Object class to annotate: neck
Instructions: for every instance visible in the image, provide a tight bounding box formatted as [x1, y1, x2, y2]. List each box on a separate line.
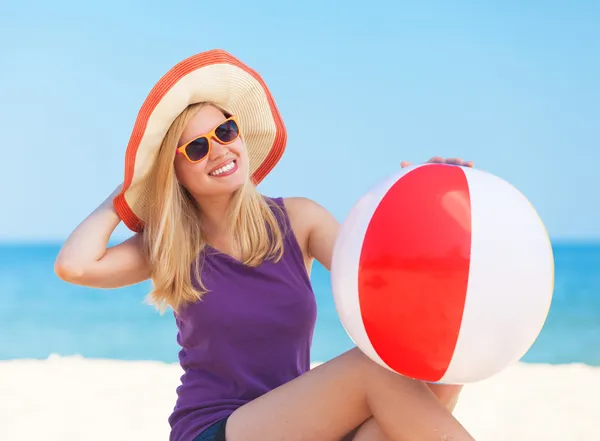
[195, 193, 236, 238]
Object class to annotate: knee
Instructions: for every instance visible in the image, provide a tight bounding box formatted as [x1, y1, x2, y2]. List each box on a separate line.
[345, 346, 371, 367]
[346, 347, 393, 377]
[427, 383, 463, 411]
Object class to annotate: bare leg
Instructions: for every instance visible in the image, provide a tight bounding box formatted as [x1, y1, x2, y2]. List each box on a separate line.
[428, 383, 463, 412]
[226, 348, 474, 441]
[349, 418, 388, 441]
[348, 384, 464, 440]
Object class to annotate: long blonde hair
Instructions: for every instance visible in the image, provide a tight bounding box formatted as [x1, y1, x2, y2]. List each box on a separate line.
[142, 102, 285, 313]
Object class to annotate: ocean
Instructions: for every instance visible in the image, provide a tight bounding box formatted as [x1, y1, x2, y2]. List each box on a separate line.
[1, 242, 598, 366]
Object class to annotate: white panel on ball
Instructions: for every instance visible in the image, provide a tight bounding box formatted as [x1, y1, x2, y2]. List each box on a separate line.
[439, 168, 554, 383]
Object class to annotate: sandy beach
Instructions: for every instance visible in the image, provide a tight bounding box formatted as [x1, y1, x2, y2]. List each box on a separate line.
[0, 355, 596, 441]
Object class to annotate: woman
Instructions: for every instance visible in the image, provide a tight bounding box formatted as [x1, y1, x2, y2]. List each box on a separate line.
[55, 50, 475, 441]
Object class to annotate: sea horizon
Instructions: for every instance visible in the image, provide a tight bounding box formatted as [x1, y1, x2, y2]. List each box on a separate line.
[1, 240, 599, 366]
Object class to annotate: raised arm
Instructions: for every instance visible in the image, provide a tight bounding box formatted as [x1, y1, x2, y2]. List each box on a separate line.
[54, 185, 151, 289]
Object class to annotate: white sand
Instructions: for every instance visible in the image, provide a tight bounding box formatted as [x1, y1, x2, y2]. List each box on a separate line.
[0, 355, 597, 441]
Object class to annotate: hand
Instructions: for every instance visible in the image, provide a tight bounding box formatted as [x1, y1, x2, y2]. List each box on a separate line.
[401, 157, 474, 168]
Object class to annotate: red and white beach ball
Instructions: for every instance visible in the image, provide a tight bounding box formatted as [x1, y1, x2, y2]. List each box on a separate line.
[331, 164, 554, 384]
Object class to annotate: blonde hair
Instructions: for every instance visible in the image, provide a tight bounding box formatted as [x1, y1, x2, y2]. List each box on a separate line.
[141, 102, 285, 313]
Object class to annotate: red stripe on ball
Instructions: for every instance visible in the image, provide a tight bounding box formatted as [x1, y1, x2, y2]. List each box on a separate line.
[358, 164, 472, 381]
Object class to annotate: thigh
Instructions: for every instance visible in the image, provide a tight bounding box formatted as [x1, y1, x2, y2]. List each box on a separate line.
[343, 383, 463, 441]
[226, 348, 371, 441]
[224, 347, 467, 441]
[427, 383, 463, 411]
[347, 418, 388, 441]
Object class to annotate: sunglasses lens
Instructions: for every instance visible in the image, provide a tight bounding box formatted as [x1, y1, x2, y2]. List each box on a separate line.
[185, 138, 210, 162]
[214, 120, 239, 143]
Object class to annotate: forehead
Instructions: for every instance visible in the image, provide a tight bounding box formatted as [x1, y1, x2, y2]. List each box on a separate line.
[180, 105, 227, 144]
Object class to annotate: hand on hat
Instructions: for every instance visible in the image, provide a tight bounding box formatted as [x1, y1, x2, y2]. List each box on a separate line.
[400, 157, 474, 168]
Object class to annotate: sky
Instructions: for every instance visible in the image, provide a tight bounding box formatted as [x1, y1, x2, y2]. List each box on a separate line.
[1, 0, 598, 242]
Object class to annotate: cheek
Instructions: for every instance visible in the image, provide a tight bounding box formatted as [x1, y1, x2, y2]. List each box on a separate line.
[174, 157, 208, 186]
[173, 157, 187, 181]
[233, 142, 248, 164]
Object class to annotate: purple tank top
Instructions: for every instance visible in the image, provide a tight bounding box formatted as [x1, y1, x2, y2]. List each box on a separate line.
[168, 197, 318, 441]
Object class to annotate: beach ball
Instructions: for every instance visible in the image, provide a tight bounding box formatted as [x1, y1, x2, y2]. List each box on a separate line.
[331, 163, 554, 384]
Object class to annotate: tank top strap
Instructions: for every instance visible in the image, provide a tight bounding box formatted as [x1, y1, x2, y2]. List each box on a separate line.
[265, 196, 312, 286]
[265, 196, 292, 233]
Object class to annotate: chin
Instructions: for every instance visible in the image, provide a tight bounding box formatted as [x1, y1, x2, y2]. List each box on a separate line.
[202, 173, 247, 197]
[224, 176, 247, 194]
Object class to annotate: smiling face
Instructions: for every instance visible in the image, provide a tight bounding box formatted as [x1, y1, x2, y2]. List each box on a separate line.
[174, 104, 249, 200]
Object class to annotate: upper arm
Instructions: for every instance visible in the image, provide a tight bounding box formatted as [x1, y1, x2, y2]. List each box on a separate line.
[283, 197, 340, 271]
[55, 233, 152, 289]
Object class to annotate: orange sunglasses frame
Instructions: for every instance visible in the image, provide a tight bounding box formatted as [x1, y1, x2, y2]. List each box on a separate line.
[175, 115, 240, 163]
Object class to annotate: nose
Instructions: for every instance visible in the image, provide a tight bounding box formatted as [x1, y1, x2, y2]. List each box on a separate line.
[209, 136, 229, 159]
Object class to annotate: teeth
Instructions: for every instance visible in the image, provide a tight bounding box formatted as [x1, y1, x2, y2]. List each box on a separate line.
[209, 161, 235, 176]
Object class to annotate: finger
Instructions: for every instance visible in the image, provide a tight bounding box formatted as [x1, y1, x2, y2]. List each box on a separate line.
[427, 156, 444, 163]
[400, 161, 412, 168]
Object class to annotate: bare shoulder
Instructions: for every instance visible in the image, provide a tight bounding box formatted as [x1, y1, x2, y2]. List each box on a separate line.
[283, 197, 331, 221]
[282, 197, 339, 270]
[282, 197, 334, 232]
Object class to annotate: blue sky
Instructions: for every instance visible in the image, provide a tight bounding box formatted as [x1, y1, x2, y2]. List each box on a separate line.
[1, 0, 598, 242]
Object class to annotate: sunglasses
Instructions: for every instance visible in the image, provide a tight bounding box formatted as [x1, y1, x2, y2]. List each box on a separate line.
[176, 116, 240, 163]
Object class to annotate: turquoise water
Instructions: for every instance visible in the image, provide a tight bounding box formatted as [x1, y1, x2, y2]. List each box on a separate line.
[1, 242, 598, 365]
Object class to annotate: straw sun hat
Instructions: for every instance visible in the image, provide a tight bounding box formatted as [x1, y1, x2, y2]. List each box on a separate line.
[112, 49, 287, 233]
